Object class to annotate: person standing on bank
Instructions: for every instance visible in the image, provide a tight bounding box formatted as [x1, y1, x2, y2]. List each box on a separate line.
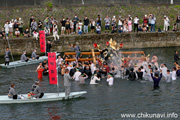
[4, 47, 10, 66]
[151, 15, 156, 32]
[4, 21, 9, 39]
[8, 83, 18, 99]
[84, 16, 89, 34]
[18, 18, 24, 36]
[73, 15, 79, 33]
[46, 41, 52, 55]
[134, 16, 139, 32]
[64, 69, 72, 97]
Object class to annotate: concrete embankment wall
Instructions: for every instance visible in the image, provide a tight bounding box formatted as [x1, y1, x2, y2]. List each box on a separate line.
[0, 32, 180, 56]
[0, 0, 179, 7]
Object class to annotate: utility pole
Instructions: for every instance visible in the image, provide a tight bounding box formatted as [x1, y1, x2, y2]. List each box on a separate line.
[171, 0, 173, 4]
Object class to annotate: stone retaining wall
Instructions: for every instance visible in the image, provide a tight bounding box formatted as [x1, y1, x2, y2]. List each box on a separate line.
[1, 32, 180, 56]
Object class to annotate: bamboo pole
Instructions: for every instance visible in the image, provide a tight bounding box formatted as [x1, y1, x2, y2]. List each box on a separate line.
[91, 49, 96, 64]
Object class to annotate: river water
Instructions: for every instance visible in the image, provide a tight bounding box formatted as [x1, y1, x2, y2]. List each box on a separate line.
[0, 47, 180, 120]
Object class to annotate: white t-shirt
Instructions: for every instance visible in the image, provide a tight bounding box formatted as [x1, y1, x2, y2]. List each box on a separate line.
[96, 26, 101, 31]
[118, 20, 122, 26]
[53, 30, 58, 35]
[33, 32, 38, 37]
[73, 71, 81, 81]
[67, 66, 73, 71]
[56, 58, 63, 65]
[107, 77, 114, 86]
[90, 76, 100, 84]
[91, 21, 95, 26]
[4, 24, 9, 33]
[9, 23, 14, 28]
[164, 18, 169, 25]
[15, 30, 20, 34]
[160, 67, 167, 78]
[171, 71, 176, 80]
[78, 22, 83, 31]
[134, 18, 139, 24]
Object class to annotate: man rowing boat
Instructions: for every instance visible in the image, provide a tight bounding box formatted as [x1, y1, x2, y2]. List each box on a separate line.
[8, 83, 18, 99]
[20, 51, 29, 62]
[31, 49, 39, 60]
[31, 80, 44, 98]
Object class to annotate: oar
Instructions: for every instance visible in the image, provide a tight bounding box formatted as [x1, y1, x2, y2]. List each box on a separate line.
[6, 38, 16, 70]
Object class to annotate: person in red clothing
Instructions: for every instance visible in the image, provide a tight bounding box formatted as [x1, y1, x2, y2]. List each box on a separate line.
[143, 14, 149, 31]
[104, 63, 110, 73]
[37, 65, 44, 80]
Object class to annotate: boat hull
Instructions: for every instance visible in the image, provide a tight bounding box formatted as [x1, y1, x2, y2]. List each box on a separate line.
[0, 91, 87, 104]
[0, 53, 60, 68]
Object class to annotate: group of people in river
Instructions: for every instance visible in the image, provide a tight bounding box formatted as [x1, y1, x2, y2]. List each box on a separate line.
[57, 47, 180, 95]
[6, 43, 180, 99]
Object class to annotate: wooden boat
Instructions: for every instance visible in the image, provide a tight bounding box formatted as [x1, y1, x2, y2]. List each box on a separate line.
[0, 91, 87, 104]
[0, 53, 60, 68]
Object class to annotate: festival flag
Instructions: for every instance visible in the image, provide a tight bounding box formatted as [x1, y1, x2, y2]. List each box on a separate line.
[39, 31, 46, 52]
[48, 52, 57, 84]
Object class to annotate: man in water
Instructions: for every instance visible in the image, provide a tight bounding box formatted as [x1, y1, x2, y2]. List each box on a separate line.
[110, 67, 117, 77]
[174, 51, 180, 62]
[79, 73, 88, 84]
[160, 64, 167, 80]
[64, 69, 72, 96]
[20, 51, 29, 62]
[154, 67, 160, 77]
[84, 66, 92, 78]
[174, 61, 179, 70]
[4, 47, 10, 66]
[136, 68, 143, 80]
[166, 70, 172, 82]
[151, 69, 162, 89]
[31, 49, 39, 60]
[69, 64, 76, 77]
[128, 68, 136, 81]
[8, 83, 17, 99]
[90, 74, 100, 84]
[94, 68, 102, 79]
[107, 73, 114, 86]
[73, 68, 81, 81]
[31, 80, 44, 98]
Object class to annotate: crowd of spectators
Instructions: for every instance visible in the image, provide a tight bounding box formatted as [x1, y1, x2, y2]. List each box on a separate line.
[0, 14, 180, 40]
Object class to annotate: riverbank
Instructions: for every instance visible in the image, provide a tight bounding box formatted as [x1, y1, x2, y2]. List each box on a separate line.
[1, 31, 180, 56]
[0, 4, 180, 30]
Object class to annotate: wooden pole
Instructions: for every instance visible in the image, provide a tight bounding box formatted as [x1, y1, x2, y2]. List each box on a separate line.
[91, 49, 96, 64]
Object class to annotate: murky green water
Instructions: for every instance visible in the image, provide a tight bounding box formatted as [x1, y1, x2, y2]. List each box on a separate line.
[0, 47, 180, 120]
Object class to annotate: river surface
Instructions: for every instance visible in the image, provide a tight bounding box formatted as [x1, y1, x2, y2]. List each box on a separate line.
[0, 47, 180, 120]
